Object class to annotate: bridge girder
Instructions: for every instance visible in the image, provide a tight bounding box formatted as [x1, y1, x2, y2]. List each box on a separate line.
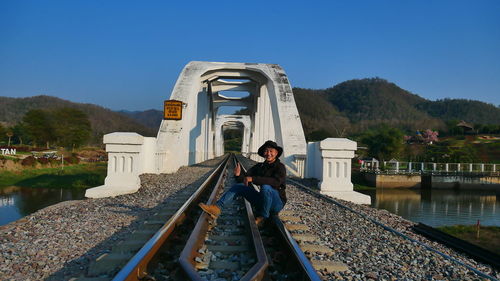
[156, 61, 307, 176]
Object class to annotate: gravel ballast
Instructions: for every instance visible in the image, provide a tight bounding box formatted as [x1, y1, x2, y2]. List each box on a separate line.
[1, 155, 499, 280]
[0, 158, 223, 281]
[285, 180, 499, 280]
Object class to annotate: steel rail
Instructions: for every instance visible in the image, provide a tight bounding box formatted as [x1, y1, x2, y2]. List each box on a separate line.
[237, 155, 322, 281]
[112, 154, 230, 281]
[287, 178, 499, 281]
[238, 157, 269, 281]
[178, 154, 231, 280]
[269, 216, 322, 281]
[179, 154, 269, 281]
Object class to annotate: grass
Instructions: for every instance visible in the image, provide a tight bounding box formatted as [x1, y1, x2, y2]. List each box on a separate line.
[437, 225, 500, 255]
[0, 163, 107, 189]
[352, 171, 376, 191]
[353, 183, 376, 191]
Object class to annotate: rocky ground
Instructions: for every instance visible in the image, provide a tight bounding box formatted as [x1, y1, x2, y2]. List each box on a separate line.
[285, 180, 499, 280]
[1, 155, 499, 281]
[0, 157, 223, 281]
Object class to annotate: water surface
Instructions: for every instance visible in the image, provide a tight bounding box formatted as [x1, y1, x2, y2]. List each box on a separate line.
[359, 188, 499, 227]
[0, 186, 86, 226]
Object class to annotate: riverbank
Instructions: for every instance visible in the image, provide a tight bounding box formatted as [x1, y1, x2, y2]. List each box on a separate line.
[438, 225, 500, 255]
[0, 163, 107, 189]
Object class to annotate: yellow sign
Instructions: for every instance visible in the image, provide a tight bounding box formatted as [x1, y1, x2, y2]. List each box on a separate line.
[164, 100, 183, 120]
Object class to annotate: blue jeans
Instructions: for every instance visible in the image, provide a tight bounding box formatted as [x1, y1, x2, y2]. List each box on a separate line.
[216, 183, 284, 218]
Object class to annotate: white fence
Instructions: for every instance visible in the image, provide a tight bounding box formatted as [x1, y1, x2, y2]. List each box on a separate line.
[361, 161, 498, 174]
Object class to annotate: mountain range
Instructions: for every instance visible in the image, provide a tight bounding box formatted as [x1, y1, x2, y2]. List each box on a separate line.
[294, 78, 500, 139]
[0, 95, 156, 143]
[1, 78, 499, 143]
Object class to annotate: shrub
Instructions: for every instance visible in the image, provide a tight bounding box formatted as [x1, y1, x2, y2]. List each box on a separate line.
[37, 157, 49, 165]
[64, 155, 80, 164]
[21, 156, 37, 166]
[49, 158, 59, 166]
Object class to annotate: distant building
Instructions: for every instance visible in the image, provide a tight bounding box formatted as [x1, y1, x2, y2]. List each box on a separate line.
[360, 157, 379, 170]
[457, 120, 474, 133]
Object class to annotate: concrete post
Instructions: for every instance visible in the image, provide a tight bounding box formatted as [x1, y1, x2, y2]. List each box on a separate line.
[433, 163, 437, 171]
[457, 163, 461, 172]
[470, 164, 473, 172]
[307, 138, 370, 204]
[421, 162, 424, 171]
[494, 164, 496, 172]
[395, 161, 399, 172]
[445, 163, 449, 172]
[481, 164, 484, 172]
[408, 162, 412, 172]
[294, 154, 306, 178]
[85, 133, 156, 198]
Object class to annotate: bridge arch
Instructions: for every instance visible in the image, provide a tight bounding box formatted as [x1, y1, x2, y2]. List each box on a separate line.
[156, 61, 307, 176]
[214, 115, 251, 157]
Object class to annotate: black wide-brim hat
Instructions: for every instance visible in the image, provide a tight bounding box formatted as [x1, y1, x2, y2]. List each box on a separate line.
[257, 140, 283, 158]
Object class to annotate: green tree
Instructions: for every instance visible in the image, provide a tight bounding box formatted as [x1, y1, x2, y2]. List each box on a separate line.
[23, 109, 55, 148]
[52, 108, 92, 149]
[360, 125, 404, 162]
[0, 123, 5, 145]
[6, 130, 13, 146]
[308, 129, 333, 142]
[11, 123, 30, 145]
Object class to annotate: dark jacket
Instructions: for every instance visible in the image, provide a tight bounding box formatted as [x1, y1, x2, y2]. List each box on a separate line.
[236, 159, 287, 204]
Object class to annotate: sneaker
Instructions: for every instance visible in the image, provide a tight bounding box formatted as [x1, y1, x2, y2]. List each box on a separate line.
[255, 216, 265, 228]
[199, 203, 221, 219]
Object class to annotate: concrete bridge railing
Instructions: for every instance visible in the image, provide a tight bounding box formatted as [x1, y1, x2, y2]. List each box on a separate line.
[305, 138, 371, 204]
[86, 132, 157, 198]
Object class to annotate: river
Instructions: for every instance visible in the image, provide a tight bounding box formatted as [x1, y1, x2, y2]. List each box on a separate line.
[359, 188, 499, 227]
[0, 186, 86, 227]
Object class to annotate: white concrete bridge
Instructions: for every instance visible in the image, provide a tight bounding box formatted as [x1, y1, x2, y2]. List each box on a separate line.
[86, 61, 370, 204]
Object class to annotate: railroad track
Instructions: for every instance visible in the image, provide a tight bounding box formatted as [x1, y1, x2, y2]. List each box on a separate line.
[179, 156, 322, 280]
[75, 154, 323, 281]
[235, 155, 348, 278]
[179, 157, 267, 280]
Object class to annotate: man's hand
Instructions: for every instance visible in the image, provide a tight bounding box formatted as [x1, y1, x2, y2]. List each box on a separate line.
[243, 176, 252, 186]
[234, 163, 241, 177]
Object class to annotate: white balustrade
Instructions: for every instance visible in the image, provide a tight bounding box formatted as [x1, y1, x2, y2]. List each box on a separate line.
[361, 160, 498, 175]
[85, 132, 157, 198]
[306, 138, 370, 204]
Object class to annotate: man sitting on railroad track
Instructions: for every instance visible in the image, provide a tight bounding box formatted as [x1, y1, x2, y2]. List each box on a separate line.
[199, 140, 286, 227]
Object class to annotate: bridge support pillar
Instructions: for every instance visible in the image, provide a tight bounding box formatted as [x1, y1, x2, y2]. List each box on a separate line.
[305, 138, 371, 204]
[85, 133, 157, 198]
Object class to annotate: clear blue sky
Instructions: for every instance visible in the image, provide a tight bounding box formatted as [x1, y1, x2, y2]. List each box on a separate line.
[1, 0, 499, 110]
